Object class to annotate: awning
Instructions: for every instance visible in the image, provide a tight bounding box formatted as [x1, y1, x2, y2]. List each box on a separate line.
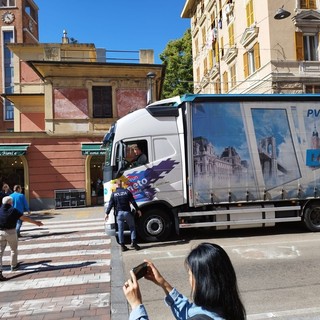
[81, 143, 105, 156]
[0, 144, 30, 156]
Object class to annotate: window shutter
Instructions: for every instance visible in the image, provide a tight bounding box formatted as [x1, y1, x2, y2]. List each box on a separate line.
[309, 0, 316, 9]
[215, 40, 219, 62]
[228, 24, 234, 46]
[246, 0, 254, 27]
[223, 71, 228, 93]
[254, 42, 260, 70]
[295, 32, 304, 61]
[208, 49, 213, 69]
[243, 52, 249, 78]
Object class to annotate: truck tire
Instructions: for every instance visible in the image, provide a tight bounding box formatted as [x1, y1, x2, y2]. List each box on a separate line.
[304, 205, 320, 232]
[137, 208, 172, 242]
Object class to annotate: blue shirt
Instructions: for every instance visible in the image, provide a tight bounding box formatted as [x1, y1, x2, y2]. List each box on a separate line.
[128, 288, 225, 320]
[10, 192, 30, 214]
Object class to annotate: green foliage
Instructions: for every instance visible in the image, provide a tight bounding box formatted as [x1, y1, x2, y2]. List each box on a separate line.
[160, 28, 193, 99]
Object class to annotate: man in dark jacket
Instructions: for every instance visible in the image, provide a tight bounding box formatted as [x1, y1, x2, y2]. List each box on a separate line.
[0, 196, 43, 281]
[105, 180, 142, 252]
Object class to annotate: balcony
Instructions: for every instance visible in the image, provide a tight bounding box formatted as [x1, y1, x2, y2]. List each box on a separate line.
[272, 60, 320, 78]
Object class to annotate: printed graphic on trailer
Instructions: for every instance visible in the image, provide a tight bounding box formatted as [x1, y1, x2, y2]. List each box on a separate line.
[191, 101, 320, 204]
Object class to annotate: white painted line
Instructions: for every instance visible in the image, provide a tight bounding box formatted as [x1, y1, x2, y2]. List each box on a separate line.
[247, 306, 320, 319]
[17, 238, 109, 250]
[0, 292, 110, 317]
[3, 249, 110, 262]
[0, 273, 110, 292]
[24, 226, 104, 233]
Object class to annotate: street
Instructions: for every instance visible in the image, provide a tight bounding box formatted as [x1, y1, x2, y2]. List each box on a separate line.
[122, 223, 320, 320]
[0, 208, 113, 320]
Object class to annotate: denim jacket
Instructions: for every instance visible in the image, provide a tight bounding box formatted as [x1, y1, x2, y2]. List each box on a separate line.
[129, 288, 225, 320]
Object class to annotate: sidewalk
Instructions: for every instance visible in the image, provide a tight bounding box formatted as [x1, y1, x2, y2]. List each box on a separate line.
[0, 205, 129, 319]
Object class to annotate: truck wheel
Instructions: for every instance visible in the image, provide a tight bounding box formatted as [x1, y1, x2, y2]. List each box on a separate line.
[304, 205, 320, 232]
[137, 208, 172, 242]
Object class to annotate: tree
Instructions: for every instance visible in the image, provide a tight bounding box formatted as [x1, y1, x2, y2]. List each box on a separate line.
[160, 28, 193, 99]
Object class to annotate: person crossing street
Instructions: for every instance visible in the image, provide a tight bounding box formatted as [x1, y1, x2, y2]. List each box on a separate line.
[0, 196, 43, 281]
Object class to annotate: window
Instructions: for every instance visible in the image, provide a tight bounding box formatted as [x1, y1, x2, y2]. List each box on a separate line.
[246, 0, 254, 27]
[2, 29, 14, 120]
[228, 23, 234, 46]
[214, 40, 219, 63]
[230, 64, 236, 88]
[306, 85, 320, 93]
[0, 0, 15, 7]
[223, 71, 228, 93]
[92, 86, 112, 118]
[124, 140, 148, 169]
[295, 32, 318, 61]
[201, 27, 206, 48]
[25, 0, 37, 20]
[214, 81, 221, 94]
[208, 48, 213, 69]
[243, 42, 260, 78]
[203, 57, 208, 75]
[300, 0, 316, 9]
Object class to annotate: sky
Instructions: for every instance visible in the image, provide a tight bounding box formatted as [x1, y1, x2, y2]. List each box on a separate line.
[35, 0, 190, 64]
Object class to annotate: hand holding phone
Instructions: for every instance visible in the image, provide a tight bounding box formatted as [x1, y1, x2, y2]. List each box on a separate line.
[131, 262, 148, 280]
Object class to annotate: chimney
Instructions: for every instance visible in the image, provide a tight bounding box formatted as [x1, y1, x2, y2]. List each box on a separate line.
[62, 30, 69, 44]
[139, 49, 154, 64]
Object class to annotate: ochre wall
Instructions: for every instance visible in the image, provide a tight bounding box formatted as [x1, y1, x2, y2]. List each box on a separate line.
[27, 138, 88, 200]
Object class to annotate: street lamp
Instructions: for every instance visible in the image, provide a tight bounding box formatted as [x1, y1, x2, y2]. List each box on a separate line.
[274, 6, 291, 20]
[146, 72, 156, 104]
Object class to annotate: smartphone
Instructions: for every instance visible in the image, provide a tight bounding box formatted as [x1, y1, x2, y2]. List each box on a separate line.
[131, 262, 148, 280]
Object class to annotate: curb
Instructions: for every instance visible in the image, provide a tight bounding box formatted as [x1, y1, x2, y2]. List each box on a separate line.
[110, 236, 129, 319]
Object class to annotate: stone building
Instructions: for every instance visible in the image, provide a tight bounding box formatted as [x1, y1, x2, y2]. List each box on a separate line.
[181, 0, 320, 94]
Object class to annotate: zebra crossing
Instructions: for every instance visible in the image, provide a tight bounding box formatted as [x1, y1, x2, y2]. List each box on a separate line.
[0, 215, 112, 319]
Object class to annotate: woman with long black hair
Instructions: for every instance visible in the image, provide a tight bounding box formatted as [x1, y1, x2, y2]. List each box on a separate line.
[123, 242, 246, 320]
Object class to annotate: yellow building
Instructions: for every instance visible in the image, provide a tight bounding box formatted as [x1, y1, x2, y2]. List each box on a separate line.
[182, 0, 320, 94]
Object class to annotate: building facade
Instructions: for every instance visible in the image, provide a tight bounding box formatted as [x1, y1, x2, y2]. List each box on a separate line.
[0, 1, 164, 210]
[181, 0, 320, 94]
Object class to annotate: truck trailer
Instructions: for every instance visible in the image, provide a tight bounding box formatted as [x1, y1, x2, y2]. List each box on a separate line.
[103, 94, 320, 241]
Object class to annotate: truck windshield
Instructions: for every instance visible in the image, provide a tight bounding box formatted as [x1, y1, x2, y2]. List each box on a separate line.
[102, 123, 116, 182]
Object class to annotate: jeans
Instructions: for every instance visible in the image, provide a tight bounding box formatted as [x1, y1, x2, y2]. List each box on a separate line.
[116, 210, 136, 244]
[0, 228, 18, 271]
[16, 217, 23, 234]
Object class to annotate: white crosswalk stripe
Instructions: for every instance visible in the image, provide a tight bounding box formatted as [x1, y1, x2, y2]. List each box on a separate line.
[0, 216, 111, 319]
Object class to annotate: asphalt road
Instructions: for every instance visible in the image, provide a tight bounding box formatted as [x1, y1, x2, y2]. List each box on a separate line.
[121, 222, 320, 320]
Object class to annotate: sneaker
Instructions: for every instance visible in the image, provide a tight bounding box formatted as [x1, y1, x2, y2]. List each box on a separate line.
[11, 262, 21, 271]
[121, 244, 129, 252]
[131, 243, 141, 251]
[0, 273, 6, 281]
